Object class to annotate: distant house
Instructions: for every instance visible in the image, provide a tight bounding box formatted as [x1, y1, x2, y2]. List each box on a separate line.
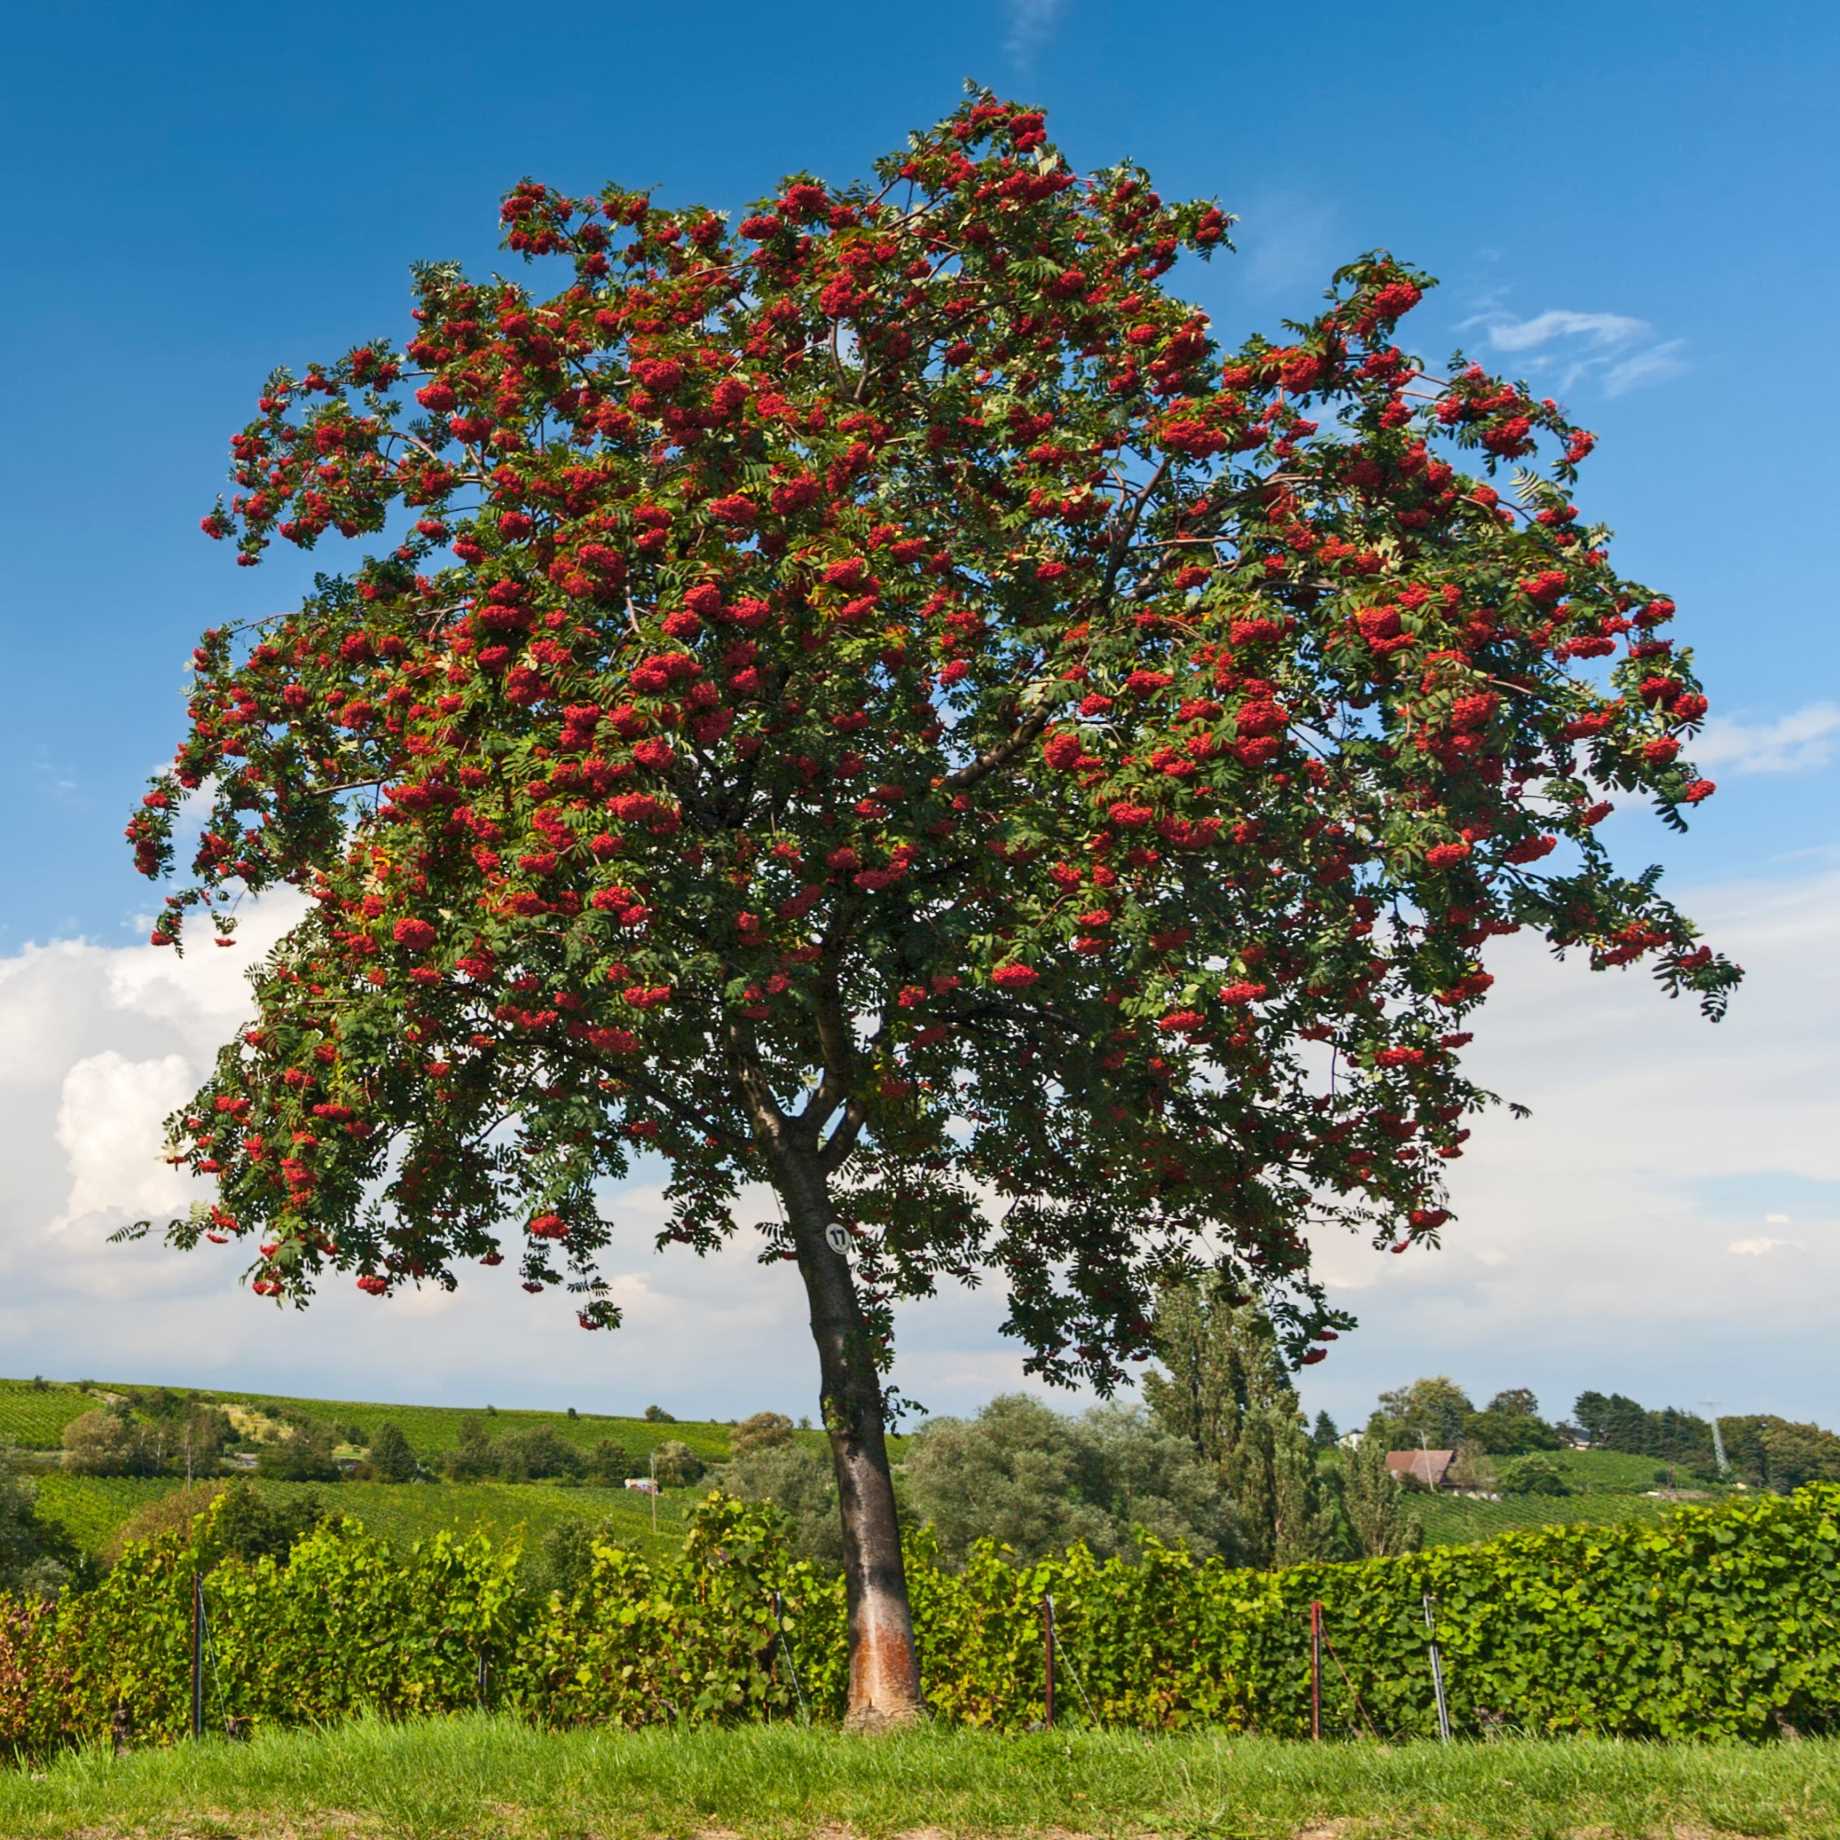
[1338, 1429, 1365, 1451]
[624, 1477, 658, 1495]
[1386, 1449, 1456, 1489]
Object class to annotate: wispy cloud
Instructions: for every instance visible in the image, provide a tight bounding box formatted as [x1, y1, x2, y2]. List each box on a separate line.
[1603, 338, 1689, 397]
[1692, 701, 1840, 775]
[1460, 304, 1687, 397]
[1481, 309, 1650, 353]
[1728, 1236, 1804, 1257]
[1005, 0, 1066, 69]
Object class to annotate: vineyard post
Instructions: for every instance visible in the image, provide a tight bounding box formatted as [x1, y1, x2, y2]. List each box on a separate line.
[1423, 1593, 1451, 1742]
[1310, 1599, 1323, 1741]
[1042, 1595, 1055, 1730]
[189, 1569, 204, 1741]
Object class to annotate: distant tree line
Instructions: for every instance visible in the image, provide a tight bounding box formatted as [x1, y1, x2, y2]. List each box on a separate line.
[1574, 1390, 1840, 1490]
[723, 1280, 1421, 1572]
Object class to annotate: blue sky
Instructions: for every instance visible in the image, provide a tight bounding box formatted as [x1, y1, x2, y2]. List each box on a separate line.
[1, 1, 1835, 1428]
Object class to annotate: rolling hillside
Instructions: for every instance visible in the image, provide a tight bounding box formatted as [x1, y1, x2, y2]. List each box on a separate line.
[1, 1376, 759, 1462]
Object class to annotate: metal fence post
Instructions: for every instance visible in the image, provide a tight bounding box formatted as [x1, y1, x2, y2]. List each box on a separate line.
[1310, 1599, 1323, 1740]
[190, 1570, 205, 1741]
[1041, 1594, 1055, 1729]
[1422, 1593, 1451, 1741]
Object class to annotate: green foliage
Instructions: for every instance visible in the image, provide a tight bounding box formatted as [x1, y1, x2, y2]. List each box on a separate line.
[650, 1440, 706, 1489]
[582, 1439, 635, 1486]
[1413, 1488, 1684, 1548]
[101, 1481, 333, 1569]
[1142, 1284, 1345, 1566]
[360, 1422, 420, 1483]
[82, 1382, 743, 1463]
[60, 1409, 162, 1479]
[1721, 1416, 1840, 1492]
[0, 1487, 1835, 1759]
[1463, 1407, 1562, 1455]
[0, 1460, 77, 1600]
[1373, 1377, 1475, 1449]
[902, 1394, 1235, 1566]
[1574, 1391, 1715, 1467]
[256, 1422, 340, 1482]
[1340, 1433, 1423, 1558]
[730, 1412, 796, 1458]
[1498, 1454, 1572, 1498]
[722, 1440, 842, 1569]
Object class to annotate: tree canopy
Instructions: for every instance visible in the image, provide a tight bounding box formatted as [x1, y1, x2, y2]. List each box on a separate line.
[124, 87, 1737, 1723]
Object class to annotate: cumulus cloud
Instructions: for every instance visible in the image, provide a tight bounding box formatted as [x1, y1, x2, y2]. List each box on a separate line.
[1295, 867, 1840, 1425]
[1, 870, 1836, 1426]
[1692, 702, 1840, 775]
[1461, 304, 1687, 397]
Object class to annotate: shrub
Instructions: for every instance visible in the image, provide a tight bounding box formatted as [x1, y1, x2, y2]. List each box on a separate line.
[651, 1441, 704, 1488]
[60, 1410, 161, 1479]
[257, 1425, 341, 1483]
[730, 1412, 796, 1458]
[1499, 1455, 1573, 1498]
[360, 1423, 419, 1484]
[583, 1440, 634, 1487]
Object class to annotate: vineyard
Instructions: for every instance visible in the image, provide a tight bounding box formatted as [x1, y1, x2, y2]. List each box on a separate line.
[0, 1383, 96, 1451]
[30, 1473, 693, 1561]
[0, 1373, 783, 1461]
[1414, 1487, 1690, 1546]
[2, 1486, 1835, 1759]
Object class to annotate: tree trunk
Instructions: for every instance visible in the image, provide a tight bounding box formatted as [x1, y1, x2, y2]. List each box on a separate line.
[772, 1147, 924, 1729]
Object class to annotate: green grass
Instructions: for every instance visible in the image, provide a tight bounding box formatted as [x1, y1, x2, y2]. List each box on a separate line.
[0, 1380, 97, 1450]
[0, 1717, 1834, 1839]
[32, 1472, 697, 1562]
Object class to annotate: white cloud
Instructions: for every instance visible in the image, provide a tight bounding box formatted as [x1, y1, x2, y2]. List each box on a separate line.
[1764, 1212, 1793, 1226]
[1296, 867, 1840, 1426]
[1479, 309, 1651, 353]
[1603, 338, 1689, 396]
[1004, 0, 1066, 68]
[1692, 701, 1840, 775]
[1727, 1237, 1803, 1257]
[1461, 304, 1687, 398]
[51, 1051, 195, 1232]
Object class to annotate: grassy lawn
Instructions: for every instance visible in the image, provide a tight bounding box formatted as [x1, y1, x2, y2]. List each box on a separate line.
[0, 1716, 1833, 1838]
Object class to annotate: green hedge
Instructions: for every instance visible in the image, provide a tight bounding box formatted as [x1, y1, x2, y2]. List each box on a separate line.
[2, 1486, 1834, 1760]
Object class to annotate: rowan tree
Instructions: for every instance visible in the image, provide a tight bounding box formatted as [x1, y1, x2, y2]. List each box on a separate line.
[127, 90, 1737, 1724]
